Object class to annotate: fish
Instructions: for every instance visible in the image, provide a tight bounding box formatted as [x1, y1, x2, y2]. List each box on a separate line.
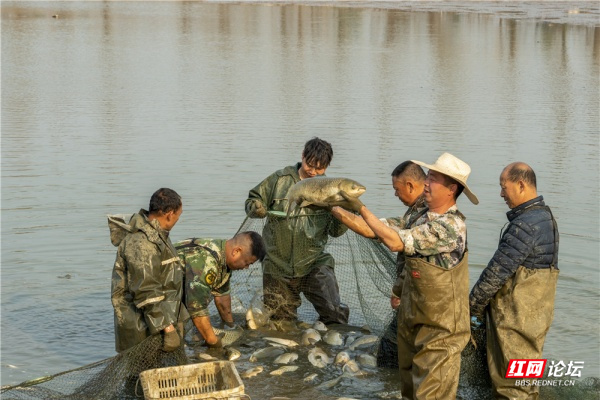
[196, 352, 218, 362]
[348, 334, 378, 351]
[226, 347, 241, 361]
[301, 328, 322, 345]
[323, 330, 344, 346]
[270, 365, 299, 375]
[246, 307, 270, 330]
[356, 353, 377, 368]
[342, 360, 368, 377]
[273, 352, 299, 364]
[312, 321, 328, 332]
[308, 346, 332, 368]
[240, 366, 264, 378]
[213, 327, 244, 347]
[303, 373, 319, 383]
[249, 346, 285, 362]
[344, 331, 361, 348]
[316, 375, 344, 390]
[334, 351, 351, 365]
[264, 337, 299, 347]
[285, 177, 366, 216]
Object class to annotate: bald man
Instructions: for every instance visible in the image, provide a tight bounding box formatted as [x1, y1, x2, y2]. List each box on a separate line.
[470, 162, 559, 399]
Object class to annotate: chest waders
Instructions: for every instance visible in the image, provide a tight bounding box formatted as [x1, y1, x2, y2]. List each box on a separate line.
[396, 253, 470, 400]
[486, 267, 559, 399]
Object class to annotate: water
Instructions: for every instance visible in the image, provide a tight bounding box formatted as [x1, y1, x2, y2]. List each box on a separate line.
[1, 0, 599, 397]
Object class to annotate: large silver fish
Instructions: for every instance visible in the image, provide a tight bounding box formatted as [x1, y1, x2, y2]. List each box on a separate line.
[286, 177, 366, 216]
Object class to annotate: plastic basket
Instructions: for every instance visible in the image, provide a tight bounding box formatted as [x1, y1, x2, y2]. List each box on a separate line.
[138, 361, 246, 400]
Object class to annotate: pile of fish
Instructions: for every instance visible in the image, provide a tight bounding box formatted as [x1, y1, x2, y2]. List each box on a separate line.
[188, 318, 383, 398]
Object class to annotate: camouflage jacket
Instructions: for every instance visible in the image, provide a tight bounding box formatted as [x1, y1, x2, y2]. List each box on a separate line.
[396, 204, 467, 268]
[175, 238, 231, 319]
[469, 196, 559, 318]
[110, 210, 188, 353]
[245, 163, 348, 277]
[381, 195, 427, 295]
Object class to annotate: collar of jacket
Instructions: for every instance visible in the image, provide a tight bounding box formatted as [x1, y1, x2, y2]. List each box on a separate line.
[506, 195, 545, 221]
[278, 162, 302, 182]
[133, 209, 171, 245]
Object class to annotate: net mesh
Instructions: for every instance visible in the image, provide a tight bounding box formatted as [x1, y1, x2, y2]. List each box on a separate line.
[4, 215, 599, 399]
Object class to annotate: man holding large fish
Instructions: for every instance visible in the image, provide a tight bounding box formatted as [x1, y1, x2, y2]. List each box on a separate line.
[331, 160, 427, 369]
[245, 137, 362, 327]
[335, 153, 477, 400]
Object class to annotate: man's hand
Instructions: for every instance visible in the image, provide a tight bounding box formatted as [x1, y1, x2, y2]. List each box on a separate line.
[470, 316, 484, 330]
[339, 191, 365, 213]
[163, 329, 181, 352]
[206, 332, 225, 348]
[390, 295, 400, 310]
[249, 201, 267, 218]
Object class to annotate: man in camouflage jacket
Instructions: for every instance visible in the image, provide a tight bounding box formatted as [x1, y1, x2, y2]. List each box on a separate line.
[332, 160, 427, 368]
[110, 188, 188, 353]
[175, 232, 266, 346]
[338, 153, 479, 400]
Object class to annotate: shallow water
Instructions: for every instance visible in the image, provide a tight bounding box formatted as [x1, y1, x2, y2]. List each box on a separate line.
[1, 1, 599, 397]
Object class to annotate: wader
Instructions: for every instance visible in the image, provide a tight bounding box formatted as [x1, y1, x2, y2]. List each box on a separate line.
[396, 253, 470, 400]
[487, 265, 559, 399]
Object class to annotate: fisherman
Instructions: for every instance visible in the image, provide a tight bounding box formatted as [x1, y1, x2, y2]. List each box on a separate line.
[337, 153, 477, 400]
[110, 188, 188, 353]
[175, 231, 267, 347]
[245, 137, 349, 328]
[470, 162, 559, 399]
[331, 160, 426, 368]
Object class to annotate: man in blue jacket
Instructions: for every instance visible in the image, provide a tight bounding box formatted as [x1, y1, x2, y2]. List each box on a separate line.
[470, 162, 559, 399]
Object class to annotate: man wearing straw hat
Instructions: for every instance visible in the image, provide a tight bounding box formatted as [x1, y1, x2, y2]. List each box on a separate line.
[338, 152, 478, 400]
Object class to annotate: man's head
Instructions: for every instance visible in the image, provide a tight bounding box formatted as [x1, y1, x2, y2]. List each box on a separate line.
[225, 231, 267, 270]
[500, 162, 538, 209]
[148, 188, 182, 231]
[391, 161, 426, 207]
[412, 153, 478, 211]
[299, 137, 333, 179]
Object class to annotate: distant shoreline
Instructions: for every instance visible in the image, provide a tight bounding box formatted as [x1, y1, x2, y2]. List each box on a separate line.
[2, 0, 599, 27]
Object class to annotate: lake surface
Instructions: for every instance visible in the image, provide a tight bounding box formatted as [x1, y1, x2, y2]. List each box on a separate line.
[2, 1, 599, 397]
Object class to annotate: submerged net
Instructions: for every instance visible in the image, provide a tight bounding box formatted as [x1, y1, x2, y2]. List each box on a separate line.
[5, 213, 597, 399]
[2, 212, 401, 399]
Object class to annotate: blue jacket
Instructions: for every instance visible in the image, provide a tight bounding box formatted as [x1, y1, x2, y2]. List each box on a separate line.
[469, 196, 559, 318]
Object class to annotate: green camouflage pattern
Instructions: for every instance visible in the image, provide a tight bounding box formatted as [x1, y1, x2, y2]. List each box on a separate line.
[110, 210, 188, 353]
[245, 163, 348, 277]
[175, 238, 230, 318]
[397, 204, 467, 270]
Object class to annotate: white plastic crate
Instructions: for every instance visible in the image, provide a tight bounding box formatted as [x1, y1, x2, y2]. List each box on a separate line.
[138, 361, 246, 400]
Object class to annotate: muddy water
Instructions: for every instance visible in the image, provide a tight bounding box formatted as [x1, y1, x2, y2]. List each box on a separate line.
[2, 1, 598, 397]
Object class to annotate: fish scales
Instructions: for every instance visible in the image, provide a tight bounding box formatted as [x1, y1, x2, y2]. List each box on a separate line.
[286, 177, 366, 215]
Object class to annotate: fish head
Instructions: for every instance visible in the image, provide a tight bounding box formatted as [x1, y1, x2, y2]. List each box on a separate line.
[338, 179, 366, 198]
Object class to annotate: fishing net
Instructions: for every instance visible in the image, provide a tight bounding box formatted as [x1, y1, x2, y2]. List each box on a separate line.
[0, 334, 189, 400]
[1, 212, 401, 399]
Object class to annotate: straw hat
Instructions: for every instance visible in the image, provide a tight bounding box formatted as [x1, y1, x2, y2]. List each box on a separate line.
[412, 153, 479, 205]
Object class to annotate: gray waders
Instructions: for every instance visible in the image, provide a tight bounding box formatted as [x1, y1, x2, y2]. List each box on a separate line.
[397, 252, 470, 400]
[487, 265, 559, 399]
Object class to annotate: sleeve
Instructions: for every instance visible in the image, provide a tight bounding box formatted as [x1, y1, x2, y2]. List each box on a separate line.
[397, 215, 463, 256]
[245, 172, 278, 218]
[381, 216, 407, 234]
[469, 220, 536, 318]
[124, 235, 175, 334]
